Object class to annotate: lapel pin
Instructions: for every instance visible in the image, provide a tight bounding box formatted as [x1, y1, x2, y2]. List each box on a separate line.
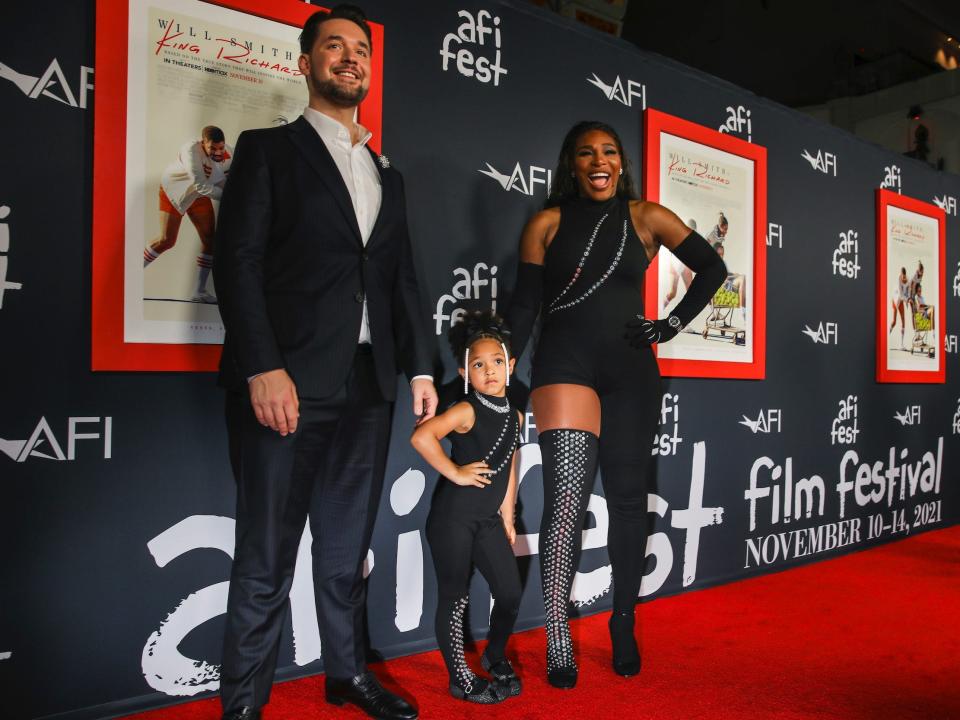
[378, 154, 390, 169]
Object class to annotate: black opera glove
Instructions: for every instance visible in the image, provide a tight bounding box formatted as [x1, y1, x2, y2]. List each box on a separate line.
[625, 314, 683, 348]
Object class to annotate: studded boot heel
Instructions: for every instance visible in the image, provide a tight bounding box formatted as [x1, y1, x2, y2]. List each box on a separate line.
[538, 428, 599, 689]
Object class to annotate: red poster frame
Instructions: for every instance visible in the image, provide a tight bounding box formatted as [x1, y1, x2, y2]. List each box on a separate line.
[875, 188, 946, 383]
[642, 108, 767, 379]
[92, 0, 384, 371]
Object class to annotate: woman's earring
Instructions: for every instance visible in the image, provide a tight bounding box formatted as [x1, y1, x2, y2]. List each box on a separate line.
[619, 168, 623, 175]
[463, 349, 469, 394]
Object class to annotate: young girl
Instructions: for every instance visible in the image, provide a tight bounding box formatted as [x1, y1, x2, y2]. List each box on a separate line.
[410, 310, 523, 704]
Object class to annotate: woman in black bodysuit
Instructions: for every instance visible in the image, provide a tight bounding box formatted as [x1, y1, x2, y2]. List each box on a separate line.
[410, 311, 524, 704]
[506, 121, 726, 688]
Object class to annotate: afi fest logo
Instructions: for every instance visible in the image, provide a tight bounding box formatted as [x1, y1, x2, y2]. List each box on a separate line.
[893, 405, 921, 426]
[802, 322, 838, 345]
[953, 399, 960, 435]
[587, 72, 646, 108]
[933, 194, 957, 216]
[0, 58, 94, 109]
[0, 416, 113, 462]
[830, 396, 859, 445]
[880, 164, 902, 194]
[0, 206, 23, 309]
[439, 9, 507, 86]
[832, 229, 860, 279]
[433, 262, 498, 334]
[953, 262, 960, 299]
[801, 148, 837, 176]
[479, 161, 552, 196]
[945, 334, 958, 354]
[652, 393, 682, 456]
[143, 444, 724, 695]
[766, 221, 783, 249]
[718, 105, 752, 142]
[739, 409, 781, 434]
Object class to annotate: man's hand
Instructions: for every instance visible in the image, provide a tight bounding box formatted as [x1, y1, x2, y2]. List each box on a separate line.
[411, 377, 438, 425]
[249, 368, 299, 436]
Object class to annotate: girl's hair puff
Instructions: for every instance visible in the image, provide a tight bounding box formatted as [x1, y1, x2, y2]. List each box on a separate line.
[448, 309, 512, 368]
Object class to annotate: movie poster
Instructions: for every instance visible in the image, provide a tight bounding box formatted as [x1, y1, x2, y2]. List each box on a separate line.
[123, 0, 305, 344]
[885, 206, 940, 371]
[656, 133, 755, 365]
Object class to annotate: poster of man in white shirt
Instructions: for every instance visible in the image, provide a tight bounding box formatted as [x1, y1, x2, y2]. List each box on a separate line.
[122, 0, 308, 345]
[143, 127, 233, 304]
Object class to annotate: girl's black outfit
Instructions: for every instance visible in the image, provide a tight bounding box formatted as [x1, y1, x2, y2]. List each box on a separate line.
[426, 390, 522, 694]
[506, 195, 725, 682]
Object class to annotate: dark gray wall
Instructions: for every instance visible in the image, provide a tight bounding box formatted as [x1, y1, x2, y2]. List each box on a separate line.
[2, 2, 958, 718]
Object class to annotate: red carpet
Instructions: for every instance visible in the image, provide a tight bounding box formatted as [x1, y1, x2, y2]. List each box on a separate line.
[125, 526, 960, 720]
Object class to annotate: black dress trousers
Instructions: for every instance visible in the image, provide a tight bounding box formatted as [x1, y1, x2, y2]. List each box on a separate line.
[220, 346, 391, 712]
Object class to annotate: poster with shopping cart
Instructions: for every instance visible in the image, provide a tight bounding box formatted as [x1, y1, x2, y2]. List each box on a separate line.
[876, 189, 946, 383]
[642, 108, 767, 379]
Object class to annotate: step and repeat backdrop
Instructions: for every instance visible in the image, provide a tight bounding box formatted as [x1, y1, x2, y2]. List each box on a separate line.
[3, 1, 960, 718]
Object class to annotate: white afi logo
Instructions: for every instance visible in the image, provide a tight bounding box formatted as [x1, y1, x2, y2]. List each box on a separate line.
[881, 165, 901, 193]
[0, 206, 23, 309]
[433, 263, 498, 334]
[479, 161, 552, 196]
[832, 229, 860, 279]
[0, 416, 113, 462]
[830, 396, 859, 445]
[766, 222, 783, 249]
[718, 105, 752, 142]
[953, 399, 960, 435]
[739, 409, 781, 434]
[439, 10, 507, 86]
[652, 393, 682, 456]
[800, 149, 837, 176]
[945, 334, 958, 354]
[586, 73, 646, 108]
[953, 262, 960, 298]
[893, 405, 921, 426]
[802, 322, 838, 344]
[0, 58, 94, 109]
[934, 194, 957, 216]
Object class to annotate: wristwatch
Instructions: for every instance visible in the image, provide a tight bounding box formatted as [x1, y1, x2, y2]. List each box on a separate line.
[667, 315, 683, 331]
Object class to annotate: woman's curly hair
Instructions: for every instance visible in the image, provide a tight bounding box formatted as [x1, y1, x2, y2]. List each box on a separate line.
[448, 309, 512, 367]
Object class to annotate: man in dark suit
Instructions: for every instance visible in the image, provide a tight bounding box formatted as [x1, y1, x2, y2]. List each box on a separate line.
[213, 7, 436, 720]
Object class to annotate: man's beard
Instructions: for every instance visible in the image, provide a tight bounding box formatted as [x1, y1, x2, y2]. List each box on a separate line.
[310, 73, 369, 107]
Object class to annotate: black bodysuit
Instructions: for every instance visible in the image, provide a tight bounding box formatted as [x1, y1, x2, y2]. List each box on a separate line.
[426, 391, 522, 690]
[532, 195, 659, 394]
[506, 192, 725, 675]
[532, 196, 663, 621]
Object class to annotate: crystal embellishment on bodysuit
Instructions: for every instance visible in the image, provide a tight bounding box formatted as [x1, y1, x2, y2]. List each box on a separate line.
[449, 595, 476, 692]
[541, 430, 592, 672]
[548, 219, 628, 315]
[548, 212, 609, 312]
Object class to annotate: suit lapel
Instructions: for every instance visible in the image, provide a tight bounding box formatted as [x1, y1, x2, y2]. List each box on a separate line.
[366, 145, 391, 247]
[286, 117, 362, 246]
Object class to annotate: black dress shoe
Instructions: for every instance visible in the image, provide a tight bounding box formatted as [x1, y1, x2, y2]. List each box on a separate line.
[325, 671, 418, 720]
[609, 610, 642, 677]
[221, 707, 260, 720]
[481, 653, 522, 696]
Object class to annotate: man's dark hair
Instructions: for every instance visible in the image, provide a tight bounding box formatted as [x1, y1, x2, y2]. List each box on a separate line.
[201, 125, 225, 143]
[300, 4, 373, 55]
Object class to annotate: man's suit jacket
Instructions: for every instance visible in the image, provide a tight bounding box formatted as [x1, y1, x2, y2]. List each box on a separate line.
[213, 116, 432, 401]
